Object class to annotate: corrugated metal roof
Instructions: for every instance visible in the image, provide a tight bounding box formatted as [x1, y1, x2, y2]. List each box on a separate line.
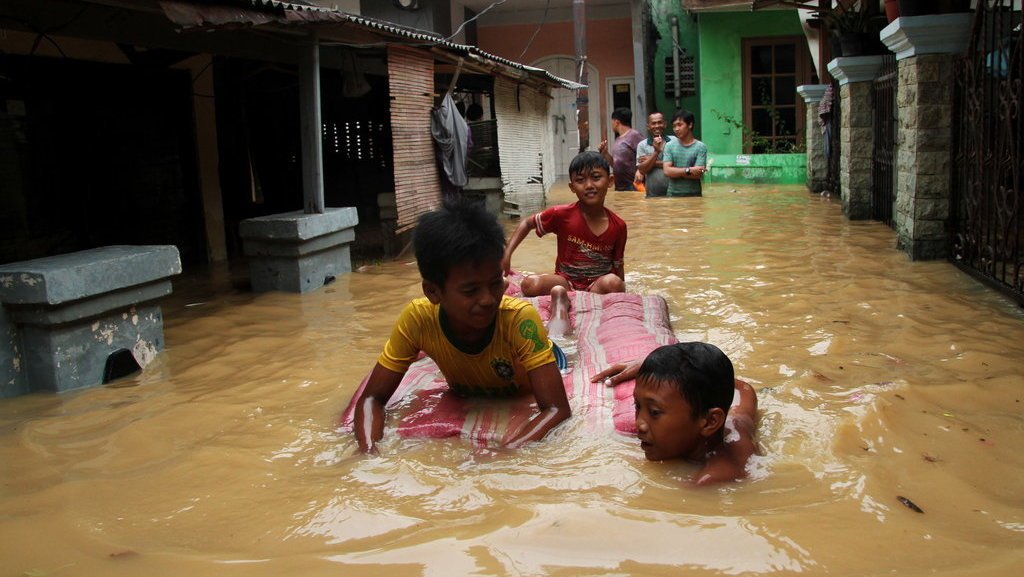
[163, 0, 584, 90]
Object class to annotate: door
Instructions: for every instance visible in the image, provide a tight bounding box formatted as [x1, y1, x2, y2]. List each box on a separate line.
[533, 56, 601, 177]
[605, 76, 636, 146]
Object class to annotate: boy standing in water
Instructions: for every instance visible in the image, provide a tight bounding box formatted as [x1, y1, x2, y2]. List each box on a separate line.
[353, 198, 570, 453]
[662, 110, 708, 197]
[501, 151, 628, 334]
[592, 342, 758, 485]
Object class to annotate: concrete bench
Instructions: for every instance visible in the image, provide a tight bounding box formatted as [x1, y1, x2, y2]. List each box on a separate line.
[0, 245, 181, 396]
[240, 207, 358, 293]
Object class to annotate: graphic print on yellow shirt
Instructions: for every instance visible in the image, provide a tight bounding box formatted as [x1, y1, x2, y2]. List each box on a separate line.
[378, 296, 556, 397]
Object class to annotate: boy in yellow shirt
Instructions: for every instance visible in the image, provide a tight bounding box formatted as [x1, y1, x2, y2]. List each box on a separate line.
[354, 197, 571, 453]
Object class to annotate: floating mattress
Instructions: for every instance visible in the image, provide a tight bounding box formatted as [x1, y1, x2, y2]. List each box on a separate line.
[338, 288, 676, 445]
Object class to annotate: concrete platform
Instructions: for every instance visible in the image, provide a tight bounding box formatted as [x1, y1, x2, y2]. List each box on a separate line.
[239, 207, 358, 293]
[0, 245, 181, 396]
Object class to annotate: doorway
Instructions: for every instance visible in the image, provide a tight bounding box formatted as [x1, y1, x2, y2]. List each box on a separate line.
[605, 76, 636, 145]
[532, 55, 601, 178]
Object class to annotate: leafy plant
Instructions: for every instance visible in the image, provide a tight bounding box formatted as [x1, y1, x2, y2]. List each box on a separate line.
[817, 0, 873, 37]
[712, 108, 806, 154]
[712, 109, 773, 152]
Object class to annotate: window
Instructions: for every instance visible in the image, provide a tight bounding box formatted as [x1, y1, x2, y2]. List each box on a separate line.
[742, 37, 812, 154]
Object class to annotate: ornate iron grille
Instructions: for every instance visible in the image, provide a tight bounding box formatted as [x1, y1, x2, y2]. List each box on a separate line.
[952, 1, 1023, 304]
[825, 79, 842, 196]
[871, 54, 897, 227]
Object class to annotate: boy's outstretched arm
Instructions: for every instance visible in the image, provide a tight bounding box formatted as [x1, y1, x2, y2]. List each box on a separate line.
[353, 363, 405, 453]
[694, 379, 758, 486]
[501, 215, 538, 275]
[590, 358, 641, 386]
[504, 362, 571, 448]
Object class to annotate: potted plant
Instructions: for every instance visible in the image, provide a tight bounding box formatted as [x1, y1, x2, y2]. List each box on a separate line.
[885, 0, 899, 22]
[820, 1, 887, 57]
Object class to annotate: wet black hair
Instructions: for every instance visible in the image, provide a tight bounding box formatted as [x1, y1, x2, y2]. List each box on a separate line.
[413, 195, 506, 288]
[611, 107, 633, 127]
[672, 109, 696, 126]
[568, 150, 611, 178]
[637, 342, 734, 418]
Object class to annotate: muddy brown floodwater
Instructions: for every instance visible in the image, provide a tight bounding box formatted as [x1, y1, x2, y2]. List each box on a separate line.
[2, 183, 1023, 576]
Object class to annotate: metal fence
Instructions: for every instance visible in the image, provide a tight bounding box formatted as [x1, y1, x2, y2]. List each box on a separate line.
[825, 79, 842, 196]
[951, 2, 1023, 304]
[871, 54, 897, 228]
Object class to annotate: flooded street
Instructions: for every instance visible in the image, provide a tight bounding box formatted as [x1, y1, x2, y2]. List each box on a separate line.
[2, 183, 1023, 576]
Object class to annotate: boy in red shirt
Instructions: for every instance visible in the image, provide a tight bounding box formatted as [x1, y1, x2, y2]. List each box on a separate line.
[501, 151, 627, 335]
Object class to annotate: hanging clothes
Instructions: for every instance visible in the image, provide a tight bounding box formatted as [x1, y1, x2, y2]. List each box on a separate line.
[818, 84, 834, 161]
[430, 92, 470, 189]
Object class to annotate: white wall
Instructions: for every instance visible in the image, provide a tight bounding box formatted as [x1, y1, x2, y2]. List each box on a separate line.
[307, 1, 360, 14]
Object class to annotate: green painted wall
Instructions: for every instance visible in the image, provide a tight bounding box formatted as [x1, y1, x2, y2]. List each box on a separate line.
[697, 11, 805, 155]
[649, 0, 700, 120]
[705, 153, 807, 185]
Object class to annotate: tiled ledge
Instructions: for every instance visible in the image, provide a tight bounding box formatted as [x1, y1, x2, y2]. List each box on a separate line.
[797, 84, 829, 104]
[827, 56, 886, 85]
[881, 13, 973, 60]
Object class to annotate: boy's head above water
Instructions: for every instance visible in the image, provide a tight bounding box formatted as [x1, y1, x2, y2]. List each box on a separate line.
[414, 196, 506, 288]
[634, 342, 735, 462]
[568, 151, 612, 206]
[568, 150, 611, 180]
[414, 196, 508, 338]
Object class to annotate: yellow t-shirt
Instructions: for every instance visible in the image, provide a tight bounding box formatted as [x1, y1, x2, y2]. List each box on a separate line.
[378, 296, 556, 397]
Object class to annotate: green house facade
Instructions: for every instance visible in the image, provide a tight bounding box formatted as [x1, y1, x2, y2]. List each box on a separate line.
[649, 4, 812, 185]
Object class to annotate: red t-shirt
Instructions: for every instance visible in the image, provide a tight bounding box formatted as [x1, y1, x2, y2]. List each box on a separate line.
[534, 202, 627, 290]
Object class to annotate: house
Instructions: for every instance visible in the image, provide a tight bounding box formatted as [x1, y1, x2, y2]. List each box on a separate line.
[0, 0, 578, 271]
[458, 1, 816, 185]
[0, 0, 580, 396]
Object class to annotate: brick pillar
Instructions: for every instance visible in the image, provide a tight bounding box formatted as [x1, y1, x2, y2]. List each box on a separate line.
[893, 54, 956, 259]
[882, 13, 972, 260]
[797, 84, 829, 193]
[827, 56, 884, 220]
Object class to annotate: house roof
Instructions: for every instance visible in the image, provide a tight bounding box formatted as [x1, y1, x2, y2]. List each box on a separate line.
[158, 0, 585, 90]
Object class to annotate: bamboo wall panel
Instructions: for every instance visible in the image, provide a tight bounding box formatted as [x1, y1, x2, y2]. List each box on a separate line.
[388, 45, 440, 232]
[494, 77, 553, 213]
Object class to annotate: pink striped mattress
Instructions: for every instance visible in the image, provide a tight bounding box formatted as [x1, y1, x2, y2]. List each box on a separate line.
[338, 288, 675, 445]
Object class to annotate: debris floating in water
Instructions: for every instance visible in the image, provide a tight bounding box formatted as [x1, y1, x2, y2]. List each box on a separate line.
[897, 495, 925, 513]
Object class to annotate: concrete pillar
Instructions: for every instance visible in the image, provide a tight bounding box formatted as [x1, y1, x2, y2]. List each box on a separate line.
[797, 84, 829, 193]
[827, 56, 885, 220]
[177, 54, 228, 263]
[630, 0, 648, 126]
[881, 13, 972, 260]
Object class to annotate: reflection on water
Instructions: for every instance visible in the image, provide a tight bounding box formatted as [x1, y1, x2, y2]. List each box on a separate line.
[2, 184, 1023, 576]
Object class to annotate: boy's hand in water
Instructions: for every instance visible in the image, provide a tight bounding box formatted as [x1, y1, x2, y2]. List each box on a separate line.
[590, 360, 641, 387]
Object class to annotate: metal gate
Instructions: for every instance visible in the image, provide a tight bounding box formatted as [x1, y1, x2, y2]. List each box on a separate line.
[871, 54, 897, 227]
[951, 2, 1023, 304]
[825, 79, 842, 196]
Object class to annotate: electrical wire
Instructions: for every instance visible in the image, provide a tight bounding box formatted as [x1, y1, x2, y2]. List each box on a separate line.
[518, 0, 551, 61]
[446, 0, 507, 42]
